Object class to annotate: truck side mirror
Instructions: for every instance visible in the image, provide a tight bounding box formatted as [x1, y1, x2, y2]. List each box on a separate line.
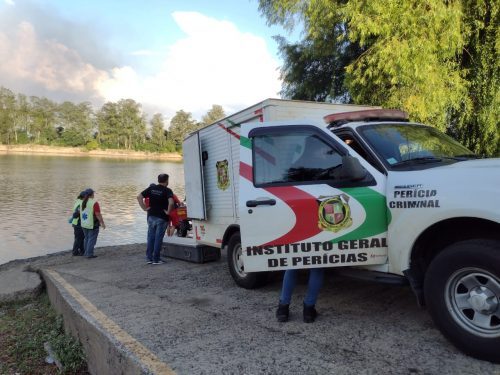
[340, 155, 367, 181]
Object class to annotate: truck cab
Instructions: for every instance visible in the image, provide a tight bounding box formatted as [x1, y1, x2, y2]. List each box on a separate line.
[236, 109, 500, 362]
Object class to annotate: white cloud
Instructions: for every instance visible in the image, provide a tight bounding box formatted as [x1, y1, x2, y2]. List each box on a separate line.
[0, 21, 108, 97]
[0, 11, 282, 121]
[97, 11, 282, 119]
[130, 49, 158, 56]
[4, 0, 15, 6]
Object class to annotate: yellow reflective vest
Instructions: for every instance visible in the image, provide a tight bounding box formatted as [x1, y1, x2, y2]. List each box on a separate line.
[80, 198, 96, 230]
[71, 198, 83, 226]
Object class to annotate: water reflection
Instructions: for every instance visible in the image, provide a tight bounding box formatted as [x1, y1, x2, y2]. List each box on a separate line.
[0, 154, 185, 265]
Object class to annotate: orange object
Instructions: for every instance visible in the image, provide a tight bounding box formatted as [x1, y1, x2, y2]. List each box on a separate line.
[176, 206, 187, 220]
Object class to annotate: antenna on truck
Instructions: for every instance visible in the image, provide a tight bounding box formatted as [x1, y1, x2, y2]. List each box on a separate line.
[325, 109, 409, 128]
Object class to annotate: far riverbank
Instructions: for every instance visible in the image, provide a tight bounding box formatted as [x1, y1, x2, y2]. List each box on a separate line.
[0, 144, 182, 160]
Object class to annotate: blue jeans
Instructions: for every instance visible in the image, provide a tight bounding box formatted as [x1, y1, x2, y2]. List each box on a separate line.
[146, 216, 168, 262]
[279, 268, 325, 306]
[82, 227, 99, 257]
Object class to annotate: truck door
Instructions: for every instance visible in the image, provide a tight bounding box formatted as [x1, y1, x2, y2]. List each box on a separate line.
[239, 123, 389, 272]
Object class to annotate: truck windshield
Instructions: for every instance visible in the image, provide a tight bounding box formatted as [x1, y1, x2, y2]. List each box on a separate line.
[358, 123, 477, 169]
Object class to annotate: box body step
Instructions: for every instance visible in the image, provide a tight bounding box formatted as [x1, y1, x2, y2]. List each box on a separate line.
[162, 243, 220, 263]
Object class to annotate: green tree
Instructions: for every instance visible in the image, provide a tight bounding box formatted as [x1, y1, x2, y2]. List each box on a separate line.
[258, 2, 363, 102]
[272, 34, 360, 102]
[450, 1, 499, 156]
[259, 0, 499, 156]
[201, 104, 226, 126]
[96, 102, 121, 148]
[117, 99, 146, 150]
[13, 94, 32, 144]
[150, 113, 166, 149]
[57, 101, 94, 147]
[342, 0, 465, 131]
[168, 110, 199, 149]
[0, 87, 16, 144]
[30, 96, 57, 144]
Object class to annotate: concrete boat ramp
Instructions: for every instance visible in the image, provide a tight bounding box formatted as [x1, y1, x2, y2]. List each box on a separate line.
[1, 240, 498, 375]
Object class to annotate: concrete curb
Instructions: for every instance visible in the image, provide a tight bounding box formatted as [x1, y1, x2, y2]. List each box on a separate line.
[0, 266, 43, 303]
[41, 269, 151, 375]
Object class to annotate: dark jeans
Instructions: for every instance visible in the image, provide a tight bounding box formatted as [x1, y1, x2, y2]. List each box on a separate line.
[146, 216, 168, 262]
[72, 225, 85, 255]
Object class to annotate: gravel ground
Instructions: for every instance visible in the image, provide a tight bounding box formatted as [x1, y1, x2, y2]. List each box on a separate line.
[4, 244, 500, 375]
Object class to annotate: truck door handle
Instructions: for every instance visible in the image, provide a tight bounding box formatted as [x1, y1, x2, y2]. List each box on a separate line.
[246, 199, 276, 207]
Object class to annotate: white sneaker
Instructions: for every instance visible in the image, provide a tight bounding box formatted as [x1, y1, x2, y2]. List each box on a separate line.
[152, 260, 165, 265]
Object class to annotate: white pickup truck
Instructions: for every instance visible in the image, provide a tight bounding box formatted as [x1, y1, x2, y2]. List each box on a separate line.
[183, 100, 499, 362]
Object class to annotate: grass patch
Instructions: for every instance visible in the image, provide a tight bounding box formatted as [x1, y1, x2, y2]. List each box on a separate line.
[0, 292, 88, 374]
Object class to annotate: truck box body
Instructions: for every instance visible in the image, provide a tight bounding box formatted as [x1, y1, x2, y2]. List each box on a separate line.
[183, 99, 377, 247]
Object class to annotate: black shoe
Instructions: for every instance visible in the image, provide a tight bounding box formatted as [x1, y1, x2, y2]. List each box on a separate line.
[86, 255, 98, 259]
[276, 303, 289, 322]
[303, 303, 317, 323]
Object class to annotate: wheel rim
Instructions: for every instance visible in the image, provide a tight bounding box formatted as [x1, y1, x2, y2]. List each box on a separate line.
[445, 267, 500, 338]
[232, 242, 247, 278]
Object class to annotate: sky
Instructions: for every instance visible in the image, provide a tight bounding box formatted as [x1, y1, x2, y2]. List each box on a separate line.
[0, 0, 300, 121]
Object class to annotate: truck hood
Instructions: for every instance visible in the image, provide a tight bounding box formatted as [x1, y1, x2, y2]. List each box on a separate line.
[387, 157, 500, 221]
[390, 157, 500, 186]
[441, 157, 500, 170]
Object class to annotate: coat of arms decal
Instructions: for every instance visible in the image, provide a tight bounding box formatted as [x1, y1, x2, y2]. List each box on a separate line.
[318, 193, 352, 232]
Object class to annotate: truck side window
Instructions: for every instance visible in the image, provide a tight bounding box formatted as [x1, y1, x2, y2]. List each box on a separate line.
[253, 132, 343, 185]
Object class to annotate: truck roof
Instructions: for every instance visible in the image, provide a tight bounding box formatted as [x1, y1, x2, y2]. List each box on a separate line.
[184, 99, 379, 140]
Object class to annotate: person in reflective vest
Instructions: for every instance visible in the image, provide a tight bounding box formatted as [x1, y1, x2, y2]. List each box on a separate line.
[70, 191, 86, 256]
[79, 188, 106, 258]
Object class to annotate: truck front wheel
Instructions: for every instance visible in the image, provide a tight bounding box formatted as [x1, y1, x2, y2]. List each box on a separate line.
[227, 233, 268, 289]
[424, 239, 500, 363]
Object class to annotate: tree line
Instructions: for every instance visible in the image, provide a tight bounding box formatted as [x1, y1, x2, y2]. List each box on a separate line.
[258, 0, 499, 156]
[0, 86, 225, 153]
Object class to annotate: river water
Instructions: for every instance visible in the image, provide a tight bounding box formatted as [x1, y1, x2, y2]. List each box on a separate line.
[0, 154, 185, 265]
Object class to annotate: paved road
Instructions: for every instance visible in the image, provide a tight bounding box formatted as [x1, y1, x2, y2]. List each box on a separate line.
[24, 244, 500, 374]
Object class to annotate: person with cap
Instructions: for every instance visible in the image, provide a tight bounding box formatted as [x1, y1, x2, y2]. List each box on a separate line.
[70, 190, 86, 256]
[137, 173, 174, 264]
[79, 188, 106, 258]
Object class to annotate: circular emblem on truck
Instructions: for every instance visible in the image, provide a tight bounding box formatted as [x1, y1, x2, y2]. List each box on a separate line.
[318, 194, 352, 232]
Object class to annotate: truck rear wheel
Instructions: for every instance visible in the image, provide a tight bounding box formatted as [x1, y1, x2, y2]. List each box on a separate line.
[227, 233, 268, 289]
[424, 239, 500, 363]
